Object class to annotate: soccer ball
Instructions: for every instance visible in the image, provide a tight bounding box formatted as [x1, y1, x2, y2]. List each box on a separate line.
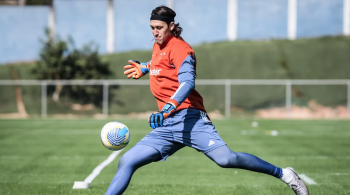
[100, 121, 130, 151]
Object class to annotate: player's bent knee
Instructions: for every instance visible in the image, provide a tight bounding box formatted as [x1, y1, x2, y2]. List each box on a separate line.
[213, 151, 240, 168]
[117, 155, 128, 169]
[118, 153, 137, 170]
[214, 157, 232, 168]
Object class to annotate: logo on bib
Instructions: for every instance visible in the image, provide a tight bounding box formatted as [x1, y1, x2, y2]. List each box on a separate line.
[150, 69, 162, 76]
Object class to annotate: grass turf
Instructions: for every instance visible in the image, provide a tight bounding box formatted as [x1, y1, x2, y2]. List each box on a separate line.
[0, 119, 349, 194]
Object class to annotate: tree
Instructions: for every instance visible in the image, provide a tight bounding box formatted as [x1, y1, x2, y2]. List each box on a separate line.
[32, 29, 115, 110]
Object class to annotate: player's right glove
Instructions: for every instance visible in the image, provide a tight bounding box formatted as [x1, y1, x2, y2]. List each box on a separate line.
[124, 60, 150, 79]
[148, 101, 178, 129]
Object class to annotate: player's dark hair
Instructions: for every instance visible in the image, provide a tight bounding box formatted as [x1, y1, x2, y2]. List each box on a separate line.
[151, 6, 182, 37]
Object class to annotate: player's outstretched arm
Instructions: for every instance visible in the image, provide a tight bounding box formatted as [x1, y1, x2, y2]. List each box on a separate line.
[124, 60, 150, 79]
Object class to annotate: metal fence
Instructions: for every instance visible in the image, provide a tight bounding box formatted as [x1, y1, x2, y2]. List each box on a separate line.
[0, 79, 349, 118]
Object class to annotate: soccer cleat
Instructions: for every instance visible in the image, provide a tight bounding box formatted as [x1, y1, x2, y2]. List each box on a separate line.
[285, 167, 309, 195]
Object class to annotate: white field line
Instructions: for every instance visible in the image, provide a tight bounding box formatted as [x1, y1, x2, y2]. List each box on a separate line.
[334, 173, 349, 175]
[299, 174, 317, 185]
[83, 150, 123, 184]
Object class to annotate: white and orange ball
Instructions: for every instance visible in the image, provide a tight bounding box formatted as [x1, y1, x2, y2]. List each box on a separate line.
[100, 121, 130, 151]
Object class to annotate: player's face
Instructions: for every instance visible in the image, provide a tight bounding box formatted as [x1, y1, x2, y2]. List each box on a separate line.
[150, 20, 174, 45]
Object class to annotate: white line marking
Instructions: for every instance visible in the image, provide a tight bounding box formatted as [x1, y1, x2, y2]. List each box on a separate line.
[83, 150, 123, 184]
[335, 173, 349, 175]
[299, 174, 317, 185]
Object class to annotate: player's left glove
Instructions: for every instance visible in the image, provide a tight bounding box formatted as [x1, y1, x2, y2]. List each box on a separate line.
[148, 101, 178, 129]
[124, 60, 150, 79]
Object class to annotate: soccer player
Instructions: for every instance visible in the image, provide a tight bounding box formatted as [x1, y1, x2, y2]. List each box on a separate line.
[106, 6, 309, 195]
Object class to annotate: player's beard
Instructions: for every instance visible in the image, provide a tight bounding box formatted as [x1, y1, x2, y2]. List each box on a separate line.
[155, 38, 162, 45]
[154, 35, 163, 45]
[155, 34, 171, 45]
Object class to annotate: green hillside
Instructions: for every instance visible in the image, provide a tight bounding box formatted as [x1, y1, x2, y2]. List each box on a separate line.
[1, 36, 349, 115]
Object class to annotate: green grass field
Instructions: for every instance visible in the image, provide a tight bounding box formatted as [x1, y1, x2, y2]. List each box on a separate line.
[0, 119, 349, 195]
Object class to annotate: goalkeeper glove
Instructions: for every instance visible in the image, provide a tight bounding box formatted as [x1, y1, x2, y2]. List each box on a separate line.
[124, 60, 149, 79]
[148, 101, 178, 129]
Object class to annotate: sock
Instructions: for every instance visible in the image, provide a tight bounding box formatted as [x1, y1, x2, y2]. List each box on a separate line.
[280, 168, 294, 184]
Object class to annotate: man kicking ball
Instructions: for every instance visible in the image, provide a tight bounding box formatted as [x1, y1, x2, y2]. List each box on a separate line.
[106, 5, 309, 195]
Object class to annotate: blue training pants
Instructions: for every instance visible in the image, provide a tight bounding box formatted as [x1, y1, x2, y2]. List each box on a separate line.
[105, 144, 282, 195]
[106, 109, 282, 195]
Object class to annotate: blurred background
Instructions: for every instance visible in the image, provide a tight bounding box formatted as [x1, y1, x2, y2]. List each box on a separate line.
[0, 0, 349, 119]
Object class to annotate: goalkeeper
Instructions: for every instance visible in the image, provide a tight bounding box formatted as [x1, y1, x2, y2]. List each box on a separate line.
[106, 5, 309, 195]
